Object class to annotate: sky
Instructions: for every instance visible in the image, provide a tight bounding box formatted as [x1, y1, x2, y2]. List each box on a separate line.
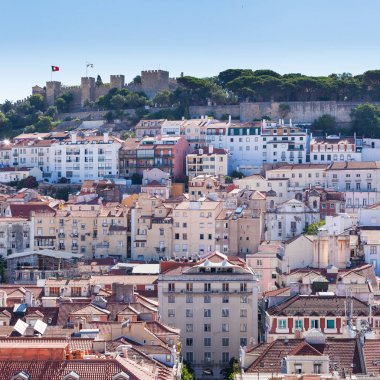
[1, 0, 380, 102]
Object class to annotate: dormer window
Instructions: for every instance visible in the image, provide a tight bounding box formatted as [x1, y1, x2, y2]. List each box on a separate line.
[63, 371, 80, 380]
[11, 372, 30, 380]
[112, 373, 130, 380]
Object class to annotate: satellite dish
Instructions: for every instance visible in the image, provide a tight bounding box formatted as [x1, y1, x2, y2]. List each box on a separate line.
[14, 319, 28, 335]
[34, 319, 47, 335]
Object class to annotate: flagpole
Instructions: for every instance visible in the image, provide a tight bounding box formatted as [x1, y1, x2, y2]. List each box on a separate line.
[51, 67, 52, 82]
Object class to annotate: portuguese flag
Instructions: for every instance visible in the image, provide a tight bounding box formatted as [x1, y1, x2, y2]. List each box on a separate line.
[51, 66, 60, 72]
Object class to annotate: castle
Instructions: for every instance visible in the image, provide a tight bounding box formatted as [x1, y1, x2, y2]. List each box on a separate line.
[32, 70, 176, 108]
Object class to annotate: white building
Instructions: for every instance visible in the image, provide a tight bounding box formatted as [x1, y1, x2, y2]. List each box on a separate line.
[310, 135, 362, 163]
[362, 138, 380, 161]
[326, 161, 380, 211]
[50, 132, 122, 183]
[358, 205, 380, 275]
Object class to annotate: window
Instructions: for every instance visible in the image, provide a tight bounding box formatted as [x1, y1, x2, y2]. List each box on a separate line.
[204, 337, 211, 346]
[204, 352, 212, 362]
[222, 308, 229, 317]
[314, 364, 322, 374]
[256, 259, 263, 266]
[186, 338, 193, 346]
[204, 283, 211, 292]
[174, 233, 179, 240]
[168, 309, 175, 317]
[222, 352, 230, 363]
[278, 319, 287, 329]
[356, 182, 361, 190]
[186, 283, 193, 292]
[222, 337, 229, 346]
[311, 319, 319, 329]
[204, 295, 211, 303]
[186, 309, 193, 318]
[168, 295, 175, 303]
[186, 324, 193, 332]
[168, 283, 175, 292]
[200, 234, 204, 240]
[240, 323, 247, 332]
[186, 295, 193, 303]
[295, 320, 303, 329]
[204, 324, 211, 332]
[370, 246, 377, 255]
[241, 296, 248, 303]
[240, 309, 247, 317]
[222, 295, 229, 303]
[204, 309, 211, 317]
[186, 352, 193, 363]
[326, 319, 335, 329]
[222, 323, 229, 332]
[240, 338, 247, 346]
[222, 283, 229, 292]
[295, 364, 302, 374]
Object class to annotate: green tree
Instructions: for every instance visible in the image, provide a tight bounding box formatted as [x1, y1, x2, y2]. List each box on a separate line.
[96, 75, 103, 86]
[45, 106, 58, 118]
[110, 94, 126, 110]
[181, 361, 194, 380]
[312, 114, 337, 134]
[55, 93, 74, 112]
[153, 90, 172, 107]
[34, 115, 54, 132]
[230, 170, 244, 179]
[133, 75, 142, 84]
[221, 358, 240, 380]
[304, 220, 326, 235]
[29, 94, 45, 111]
[350, 103, 380, 138]
[217, 69, 253, 87]
[103, 111, 115, 123]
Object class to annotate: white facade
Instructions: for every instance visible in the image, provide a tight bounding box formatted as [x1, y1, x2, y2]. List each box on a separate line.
[50, 133, 122, 183]
[326, 162, 380, 211]
[362, 138, 380, 161]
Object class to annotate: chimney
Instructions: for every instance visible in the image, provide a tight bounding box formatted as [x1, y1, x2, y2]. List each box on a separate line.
[103, 132, 109, 143]
[228, 115, 231, 123]
[182, 116, 185, 121]
[71, 132, 77, 144]
[209, 145, 213, 154]
[289, 118, 292, 126]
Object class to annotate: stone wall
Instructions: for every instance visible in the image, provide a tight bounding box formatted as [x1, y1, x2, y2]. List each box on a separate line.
[192, 101, 380, 124]
[189, 105, 240, 119]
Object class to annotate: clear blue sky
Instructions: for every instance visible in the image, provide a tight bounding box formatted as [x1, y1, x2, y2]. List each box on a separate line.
[1, 0, 380, 102]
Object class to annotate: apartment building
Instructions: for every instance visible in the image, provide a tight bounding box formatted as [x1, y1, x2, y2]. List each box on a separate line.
[131, 194, 173, 261]
[310, 135, 362, 163]
[172, 200, 223, 258]
[326, 161, 380, 211]
[186, 145, 228, 179]
[0, 217, 33, 256]
[0, 142, 11, 167]
[0, 167, 42, 183]
[51, 132, 122, 183]
[158, 252, 258, 379]
[119, 135, 189, 181]
[358, 205, 380, 275]
[141, 168, 171, 199]
[188, 175, 221, 201]
[135, 119, 166, 138]
[32, 202, 129, 260]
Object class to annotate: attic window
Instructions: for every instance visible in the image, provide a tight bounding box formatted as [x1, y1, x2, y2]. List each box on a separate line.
[63, 372, 80, 380]
[11, 372, 30, 380]
[112, 372, 130, 380]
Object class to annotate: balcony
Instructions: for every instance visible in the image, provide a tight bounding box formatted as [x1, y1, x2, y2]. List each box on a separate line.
[72, 245, 78, 251]
[155, 247, 166, 253]
[96, 242, 110, 249]
[70, 233, 78, 238]
[58, 233, 65, 238]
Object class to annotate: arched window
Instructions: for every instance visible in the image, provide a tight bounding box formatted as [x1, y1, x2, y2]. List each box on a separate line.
[313, 200, 318, 209]
[295, 193, 302, 201]
[269, 200, 274, 209]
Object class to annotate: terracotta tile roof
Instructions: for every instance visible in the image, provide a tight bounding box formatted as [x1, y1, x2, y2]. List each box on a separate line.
[327, 161, 380, 170]
[363, 339, 380, 375]
[267, 294, 369, 317]
[9, 203, 55, 218]
[0, 306, 59, 326]
[245, 338, 362, 376]
[89, 275, 158, 286]
[0, 358, 146, 380]
[263, 287, 291, 297]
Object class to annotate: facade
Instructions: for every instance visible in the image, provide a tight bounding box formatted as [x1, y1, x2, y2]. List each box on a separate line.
[326, 161, 380, 211]
[135, 119, 166, 138]
[141, 168, 171, 199]
[158, 252, 258, 379]
[186, 145, 228, 179]
[0, 217, 33, 257]
[310, 135, 362, 163]
[172, 200, 223, 258]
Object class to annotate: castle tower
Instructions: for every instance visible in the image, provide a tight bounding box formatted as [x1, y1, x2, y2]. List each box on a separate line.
[45, 81, 61, 106]
[110, 75, 125, 89]
[81, 77, 95, 106]
[141, 69, 169, 98]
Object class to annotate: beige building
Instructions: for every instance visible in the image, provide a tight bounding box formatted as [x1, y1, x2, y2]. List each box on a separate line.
[131, 194, 174, 261]
[158, 252, 258, 379]
[32, 201, 129, 260]
[172, 200, 223, 258]
[186, 146, 228, 179]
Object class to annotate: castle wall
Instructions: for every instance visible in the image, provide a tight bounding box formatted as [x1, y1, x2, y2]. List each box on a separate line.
[190, 101, 380, 123]
[141, 70, 169, 98]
